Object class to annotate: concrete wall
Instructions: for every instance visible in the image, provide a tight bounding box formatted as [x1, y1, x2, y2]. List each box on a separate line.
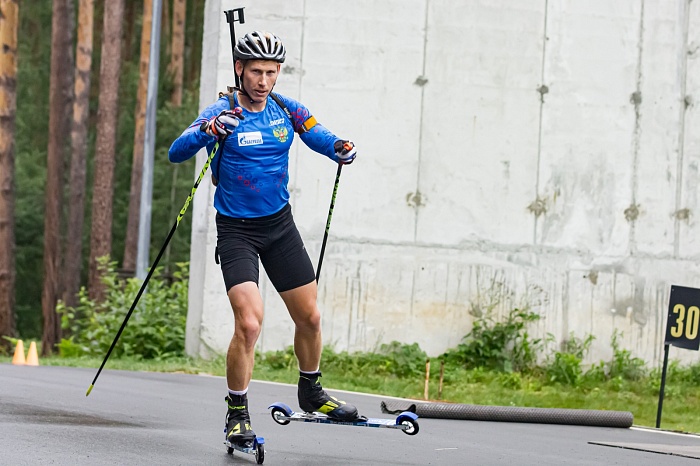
[185, 0, 700, 366]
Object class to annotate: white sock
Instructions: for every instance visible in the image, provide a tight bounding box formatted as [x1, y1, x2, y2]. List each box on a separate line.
[299, 368, 320, 375]
[228, 387, 248, 397]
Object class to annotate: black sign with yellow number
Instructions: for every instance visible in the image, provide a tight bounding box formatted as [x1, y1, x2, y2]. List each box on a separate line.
[665, 285, 700, 351]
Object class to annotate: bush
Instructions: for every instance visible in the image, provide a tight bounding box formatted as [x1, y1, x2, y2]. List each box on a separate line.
[258, 346, 297, 371]
[56, 258, 188, 360]
[607, 330, 646, 381]
[443, 307, 542, 373]
[544, 333, 594, 386]
[673, 362, 700, 384]
[376, 341, 428, 378]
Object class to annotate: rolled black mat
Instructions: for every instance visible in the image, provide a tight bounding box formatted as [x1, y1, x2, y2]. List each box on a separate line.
[381, 400, 633, 428]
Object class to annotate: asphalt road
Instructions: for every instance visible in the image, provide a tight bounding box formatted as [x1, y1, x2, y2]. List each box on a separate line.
[2, 364, 699, 465]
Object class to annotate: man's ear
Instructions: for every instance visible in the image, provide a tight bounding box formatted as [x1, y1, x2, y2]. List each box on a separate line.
[234, 60, 244, 77]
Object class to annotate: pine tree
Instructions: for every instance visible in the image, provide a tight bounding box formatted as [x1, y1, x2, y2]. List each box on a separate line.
[41, 0, 74, 355]
[63, 0, 94, 309]
[170, 0, 186, 107]
[0, 0, 19, 349]
[88, 0, 125, 300]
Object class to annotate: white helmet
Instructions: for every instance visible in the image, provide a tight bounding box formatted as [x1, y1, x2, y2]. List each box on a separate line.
[234, 31, 286, 63]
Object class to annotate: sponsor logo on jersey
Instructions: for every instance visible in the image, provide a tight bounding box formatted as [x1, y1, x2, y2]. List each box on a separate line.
[238, 131, 263, 146]
[273, 126, 289, 143]
[269, 118, 285, 126]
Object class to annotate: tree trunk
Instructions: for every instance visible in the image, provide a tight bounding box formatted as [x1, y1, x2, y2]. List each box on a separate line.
[122, 0, 136, 63]
[0, 0, 19, 351]
[122, 0, 153, 274]
[162, 0, 171, 59]
[42, 0, 75, 356]
[186, 0, 202, 89]
[169, 0, 185, 106]
[88, 0, 124, 301]
[63, 0, 94, 310]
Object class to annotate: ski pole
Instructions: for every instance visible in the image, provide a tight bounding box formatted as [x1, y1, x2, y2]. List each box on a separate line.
[86, 136, 227, 396]
[86, 7, 246, 397]
[316, 162, 343, 282]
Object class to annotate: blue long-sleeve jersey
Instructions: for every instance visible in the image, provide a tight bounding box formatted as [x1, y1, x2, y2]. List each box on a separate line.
[169, 91, 341, 218]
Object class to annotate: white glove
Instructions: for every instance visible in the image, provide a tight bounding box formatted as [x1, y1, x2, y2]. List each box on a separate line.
[334, 140, 357, 164]
[200, 108, 244, 138]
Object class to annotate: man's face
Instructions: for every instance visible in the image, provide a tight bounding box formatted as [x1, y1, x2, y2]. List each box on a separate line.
[236, 59, 280, 100]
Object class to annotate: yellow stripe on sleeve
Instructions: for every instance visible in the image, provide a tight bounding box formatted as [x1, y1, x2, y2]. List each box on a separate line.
[301, 115, 318, 132]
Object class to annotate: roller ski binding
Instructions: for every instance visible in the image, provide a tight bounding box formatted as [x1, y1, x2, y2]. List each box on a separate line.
[268, 372, 419, 435]
[223, 394, 265, 464]
[297, 371, 361, 421]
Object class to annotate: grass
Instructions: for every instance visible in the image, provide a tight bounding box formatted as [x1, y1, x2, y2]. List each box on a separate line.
[2, 352, 699, 435]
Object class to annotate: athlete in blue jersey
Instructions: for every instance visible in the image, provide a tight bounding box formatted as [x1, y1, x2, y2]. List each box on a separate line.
[168, 31, 359, 447]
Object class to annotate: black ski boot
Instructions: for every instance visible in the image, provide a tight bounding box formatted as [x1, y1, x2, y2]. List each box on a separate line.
[298, 371, 359, 421]
[224, 394, 256, 448]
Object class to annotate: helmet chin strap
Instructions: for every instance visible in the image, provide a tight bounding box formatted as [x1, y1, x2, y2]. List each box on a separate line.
[237, 75, 258, 104]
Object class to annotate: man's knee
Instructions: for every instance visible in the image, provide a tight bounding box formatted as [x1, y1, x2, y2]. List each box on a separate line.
[234, 313, 262, 348]
[228, 283, 263, 348]
[297, 307, 321, 333]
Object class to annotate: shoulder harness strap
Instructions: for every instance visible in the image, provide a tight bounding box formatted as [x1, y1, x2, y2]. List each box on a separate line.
[226, 86, 316, 134]
[268, 92, 298, 133]
[224, 87, 236, 109]
[269, 92, 317, 134]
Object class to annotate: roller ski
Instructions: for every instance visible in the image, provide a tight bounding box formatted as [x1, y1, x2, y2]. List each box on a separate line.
[223, 395, 265, 464]
[268, 371, 419, 435]
[268, 401, 419, 435]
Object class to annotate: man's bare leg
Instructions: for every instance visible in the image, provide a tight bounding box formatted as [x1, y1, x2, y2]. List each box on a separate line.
[280, 280, 321, 371]
[281, 280, 359, 419]
[226, 281, 264, 390]
[223, 281, 263, 446]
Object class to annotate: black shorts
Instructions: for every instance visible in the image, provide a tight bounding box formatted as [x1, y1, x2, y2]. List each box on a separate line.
[215, 204, 316, 293]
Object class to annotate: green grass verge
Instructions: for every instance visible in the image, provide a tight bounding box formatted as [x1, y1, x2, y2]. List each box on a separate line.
[2, 354, 698, 434]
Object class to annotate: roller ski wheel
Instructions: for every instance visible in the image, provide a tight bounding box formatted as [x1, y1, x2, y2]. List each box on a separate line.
[268, 402, 420, 435]
[270, 405, 292, 426]
[397, 413, 419, 436]
[225, 437, 265, 464]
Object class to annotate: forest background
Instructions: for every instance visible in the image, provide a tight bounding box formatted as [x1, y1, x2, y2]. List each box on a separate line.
[0, 0, 206, 353]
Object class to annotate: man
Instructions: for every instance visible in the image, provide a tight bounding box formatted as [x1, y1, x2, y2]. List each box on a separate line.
[168, 31, 359, 447]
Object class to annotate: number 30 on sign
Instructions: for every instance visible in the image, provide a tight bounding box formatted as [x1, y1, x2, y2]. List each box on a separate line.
[666, 285, 700, 351]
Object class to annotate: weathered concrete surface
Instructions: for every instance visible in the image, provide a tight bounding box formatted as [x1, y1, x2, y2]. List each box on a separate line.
[186, 0, 700, 366]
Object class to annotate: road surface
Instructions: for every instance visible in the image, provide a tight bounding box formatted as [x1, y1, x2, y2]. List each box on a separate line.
[1, 364, 699, 465]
